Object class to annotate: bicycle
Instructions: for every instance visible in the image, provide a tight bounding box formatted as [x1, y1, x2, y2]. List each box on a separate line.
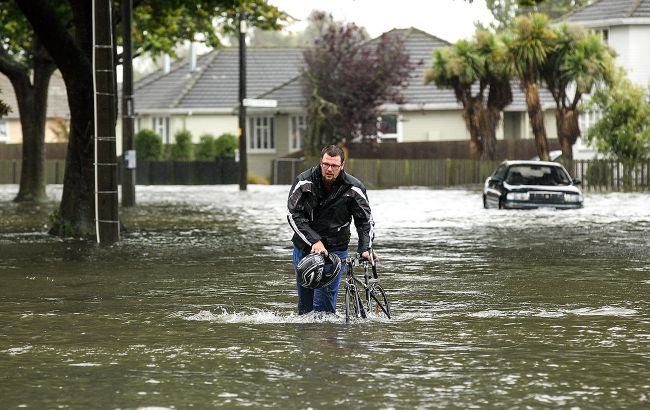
[343, 250, 391, 323]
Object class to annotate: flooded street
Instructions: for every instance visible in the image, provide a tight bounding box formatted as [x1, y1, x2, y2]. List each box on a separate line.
[1, 184, 649, 408]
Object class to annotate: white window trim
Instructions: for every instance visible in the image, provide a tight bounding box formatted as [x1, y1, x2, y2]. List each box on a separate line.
[247, 115, 276, 153]
[377, 114, 402, 142]
[289, 114, 305, 151]
[152, 116, 171, 144]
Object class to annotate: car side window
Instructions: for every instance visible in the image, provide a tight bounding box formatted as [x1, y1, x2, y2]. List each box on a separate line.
[495, 165, 507, 179]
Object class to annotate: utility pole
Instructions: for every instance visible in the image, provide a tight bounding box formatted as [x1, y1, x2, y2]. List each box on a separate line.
[121, 0, 136, 207]
[93, 0, 119, 243]
[238, 11, 248, 191]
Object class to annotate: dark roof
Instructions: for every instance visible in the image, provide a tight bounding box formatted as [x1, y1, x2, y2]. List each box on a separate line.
[563, 0, 650, 25]
[0, 72, 70, 119]
[135, 27, 554, 114]
[261, 27, 553, 111]
[134, 47, 304, 112]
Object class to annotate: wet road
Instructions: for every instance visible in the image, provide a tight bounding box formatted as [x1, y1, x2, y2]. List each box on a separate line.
[1, 185, 649, 408]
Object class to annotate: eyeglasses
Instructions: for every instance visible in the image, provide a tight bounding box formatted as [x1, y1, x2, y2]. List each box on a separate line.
[321, 162, 342, 170]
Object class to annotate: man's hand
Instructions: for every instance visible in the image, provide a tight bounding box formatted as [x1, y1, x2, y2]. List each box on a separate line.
[361, 250, 379, 262]
[311, 241, 328, 256]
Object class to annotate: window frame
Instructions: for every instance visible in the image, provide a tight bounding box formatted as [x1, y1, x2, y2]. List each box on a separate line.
[152, 116, 171, 144]
[289, 114, 306, 151]
[247, 115, 276, 153]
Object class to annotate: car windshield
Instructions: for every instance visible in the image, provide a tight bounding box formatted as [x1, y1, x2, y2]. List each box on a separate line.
[505, 165, 571, 186]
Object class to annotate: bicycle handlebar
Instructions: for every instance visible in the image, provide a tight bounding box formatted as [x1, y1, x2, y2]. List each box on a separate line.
[345, 249, 379, 279]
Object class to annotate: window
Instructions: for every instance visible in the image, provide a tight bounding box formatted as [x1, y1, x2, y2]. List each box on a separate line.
[0, 120, 7, 144]
[248, 116, 275, 152]
[289, 115, 305, 151]
[152, 116, 170, 144]
[579, 110, 602, 133]
[377, 114, 400, 141]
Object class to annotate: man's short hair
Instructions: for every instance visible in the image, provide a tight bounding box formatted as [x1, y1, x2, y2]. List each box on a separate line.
[320, 145, 345, 162]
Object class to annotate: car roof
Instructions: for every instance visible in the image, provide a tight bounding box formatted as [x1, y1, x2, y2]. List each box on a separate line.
[502, 160, 562, 167]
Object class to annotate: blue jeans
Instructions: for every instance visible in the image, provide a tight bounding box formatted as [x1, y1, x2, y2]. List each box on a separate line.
[293, 247, 348, 315]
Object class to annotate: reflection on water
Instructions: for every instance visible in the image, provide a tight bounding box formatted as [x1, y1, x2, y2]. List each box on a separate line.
[1, 184, 650, 408]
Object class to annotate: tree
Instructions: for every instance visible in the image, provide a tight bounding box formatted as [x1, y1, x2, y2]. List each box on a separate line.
[483, 0, 590, 29]
[0, 3, 58, 203]
[503, 13, 556, 161]
[303, 12, 413, 155]
[586, 73, 650, 189]
[135, 129, 163, 161]
[15, 0, 288, 237]
[169, 130, 194, 160]
[214, 133, 238, 158]
[542, 24, 614, 159]
[425, 30, 512, 160]
[195, 133, 217, 160]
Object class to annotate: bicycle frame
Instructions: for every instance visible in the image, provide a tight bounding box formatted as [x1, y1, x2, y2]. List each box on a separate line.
[343, 252, 391, 323]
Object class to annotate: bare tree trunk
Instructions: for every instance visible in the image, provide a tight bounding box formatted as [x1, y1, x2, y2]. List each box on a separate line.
[18, 0, 97, 237]
[462, 97, 483, 160]
[555, 108, 581, 161]
[523, 80, 549, 161]
[0, 39, 56, 203]
[13, 61, 56, 202]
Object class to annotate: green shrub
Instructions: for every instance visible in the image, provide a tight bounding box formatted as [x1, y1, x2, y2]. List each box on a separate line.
[170, 129, 194, 160]
[195, 133, 217, 160]
[134, 129, 163, 161]
[215, 133, 238, 158]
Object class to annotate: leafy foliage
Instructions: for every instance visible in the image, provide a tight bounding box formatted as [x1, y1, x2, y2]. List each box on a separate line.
[0, 89, 10, 117]
[129, 0, 290, 58]
[586, 73, 650, 163]
[214, 133, 238, 158]
[484, 0, 590, 29]
[542, 23, 614, 159]
[424, 30, 511, 160]
[302, 11, 414, 155]
[135, 129, 163, 161]
[170, 130, 194, 161]
[195, 133, 217, 160]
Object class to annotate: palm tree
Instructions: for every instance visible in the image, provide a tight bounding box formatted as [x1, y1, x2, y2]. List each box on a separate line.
[542, 24, 615, 160]
[504, 13, 556, 161]
[425, 32, 512, 160]
[475, 30, 513, 160]
[425, 40, 486, 159]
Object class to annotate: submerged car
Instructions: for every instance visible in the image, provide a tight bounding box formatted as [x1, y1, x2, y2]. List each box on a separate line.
[483, 160, 583, 209]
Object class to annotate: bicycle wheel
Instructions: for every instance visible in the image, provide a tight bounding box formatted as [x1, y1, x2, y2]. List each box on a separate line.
[368, 284, 391, 319]
[345, 283, 365, 323]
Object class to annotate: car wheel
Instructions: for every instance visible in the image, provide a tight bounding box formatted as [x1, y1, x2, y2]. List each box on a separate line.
[483, 194, 488, 209]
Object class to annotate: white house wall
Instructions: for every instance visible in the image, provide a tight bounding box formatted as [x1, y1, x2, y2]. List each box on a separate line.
[625, 25, 650, 86]
[609, 25, 633, 81]
[401, 110, 471, 142]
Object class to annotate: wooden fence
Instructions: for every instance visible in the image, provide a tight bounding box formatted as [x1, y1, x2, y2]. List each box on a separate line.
[273, 158, 650, 192]
[0, 159, 238, 185]
[2, 158, 649, 191]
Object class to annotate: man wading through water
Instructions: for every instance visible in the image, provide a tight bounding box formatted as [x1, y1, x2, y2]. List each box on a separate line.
[287, 145, 375, 315]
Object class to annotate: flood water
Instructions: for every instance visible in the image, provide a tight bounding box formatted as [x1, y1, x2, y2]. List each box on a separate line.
[1, 184, 649, 409]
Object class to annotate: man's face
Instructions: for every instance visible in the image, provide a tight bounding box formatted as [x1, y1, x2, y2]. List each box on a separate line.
[320, 153, 344, 183]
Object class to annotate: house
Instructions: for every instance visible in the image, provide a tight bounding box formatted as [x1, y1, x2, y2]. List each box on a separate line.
[134, 28, 559, 179]
[0, 72, 70, 145]
[562, 0, 650, 88]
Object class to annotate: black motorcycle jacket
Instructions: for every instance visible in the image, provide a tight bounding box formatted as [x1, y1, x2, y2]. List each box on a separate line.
[287, 165, 374, 254]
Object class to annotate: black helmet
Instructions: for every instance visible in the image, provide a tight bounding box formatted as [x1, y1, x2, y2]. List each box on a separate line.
[297, 252, 342, 289]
